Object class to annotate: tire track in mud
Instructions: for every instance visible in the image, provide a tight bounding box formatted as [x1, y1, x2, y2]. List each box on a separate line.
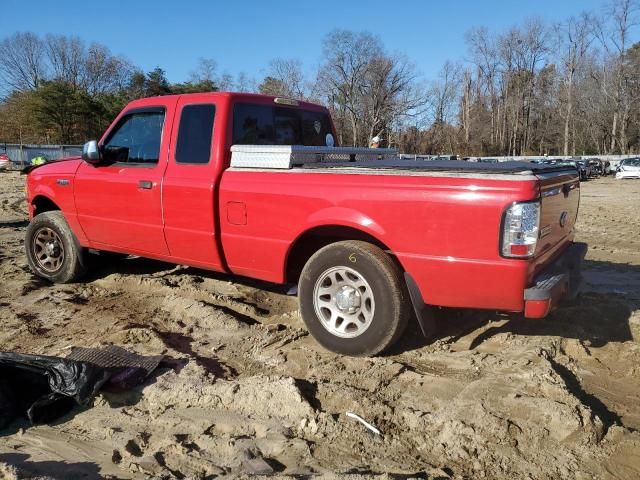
[77, 267, 298, 381]
[113, 257, 633, 472]
[0, 172, 28, 220]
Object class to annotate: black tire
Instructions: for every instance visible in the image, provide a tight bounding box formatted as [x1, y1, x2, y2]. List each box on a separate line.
[298, 240, 410, 356]
[25, 211, 87, 283]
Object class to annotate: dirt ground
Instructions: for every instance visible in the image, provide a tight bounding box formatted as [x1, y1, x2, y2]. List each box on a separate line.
[0, 169, 639, 480]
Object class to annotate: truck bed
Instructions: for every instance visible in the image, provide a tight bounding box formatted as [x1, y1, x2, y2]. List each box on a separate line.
[229, 145, 573, 176]
[300, 159, 572, 175]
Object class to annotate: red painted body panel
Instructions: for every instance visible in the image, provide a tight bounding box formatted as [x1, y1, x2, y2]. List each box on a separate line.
[75, 162, 169, 255]
[162, 95, 225, 269]
[27, 158, 89, 245]
[218, 171, 546, 310]
[73, 97, 177, 255]
[25, 92, 582, 317]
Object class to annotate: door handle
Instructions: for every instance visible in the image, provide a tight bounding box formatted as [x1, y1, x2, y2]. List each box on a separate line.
[138, 180, 153, 189]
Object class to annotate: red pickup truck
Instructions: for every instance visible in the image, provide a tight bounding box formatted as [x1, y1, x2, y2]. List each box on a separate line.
[24, 92, 586, 355]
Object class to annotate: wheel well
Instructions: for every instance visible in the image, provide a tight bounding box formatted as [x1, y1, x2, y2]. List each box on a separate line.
[285, 225, 393, 283]
[32, 196, 60, 215]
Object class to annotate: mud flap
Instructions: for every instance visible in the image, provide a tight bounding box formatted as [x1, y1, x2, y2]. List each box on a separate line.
[404, 272, 437, 339]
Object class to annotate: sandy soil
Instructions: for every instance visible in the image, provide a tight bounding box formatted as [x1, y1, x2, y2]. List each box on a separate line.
[0, 169, 639, 479]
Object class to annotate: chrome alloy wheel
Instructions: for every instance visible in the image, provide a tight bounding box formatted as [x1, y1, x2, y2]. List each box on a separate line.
[32, 227, 65, 273]
[312, 266, 375, 338]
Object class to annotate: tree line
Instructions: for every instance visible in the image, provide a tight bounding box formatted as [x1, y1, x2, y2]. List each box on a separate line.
[1, 0, 638, 155]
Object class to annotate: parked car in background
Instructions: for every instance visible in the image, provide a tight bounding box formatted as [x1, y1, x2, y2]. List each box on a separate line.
[616, 158, 640, 179]
[548, 160, 587, 181]
[610, 159, 622, 172]
[574, 160, 591, 181]
[587, 158, 604, 177]
[0, 153, 10, 170]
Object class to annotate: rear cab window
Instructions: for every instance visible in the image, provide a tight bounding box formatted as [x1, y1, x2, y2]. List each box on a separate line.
[232, 103, 333, 146]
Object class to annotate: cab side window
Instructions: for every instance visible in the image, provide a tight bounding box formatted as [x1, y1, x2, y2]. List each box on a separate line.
[103, 110, 165, 165]
[176, 104, 216, 164]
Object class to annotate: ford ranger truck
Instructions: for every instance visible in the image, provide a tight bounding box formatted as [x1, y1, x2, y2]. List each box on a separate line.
[24, 92, 587, 356]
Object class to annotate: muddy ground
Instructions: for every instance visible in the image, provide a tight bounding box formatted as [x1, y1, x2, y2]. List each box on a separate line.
[0, 169, 639, 479]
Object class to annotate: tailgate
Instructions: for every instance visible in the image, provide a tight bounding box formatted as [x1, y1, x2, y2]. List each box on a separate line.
[535, 169, 580, 257]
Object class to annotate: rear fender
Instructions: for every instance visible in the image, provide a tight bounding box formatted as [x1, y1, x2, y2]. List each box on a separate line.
[285, 206, 399, 283]
[304, 207, 387, 239]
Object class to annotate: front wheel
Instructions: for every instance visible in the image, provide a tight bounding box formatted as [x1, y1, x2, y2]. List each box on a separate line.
[298, 241, 410, 356]
[25, 211, 87, 283]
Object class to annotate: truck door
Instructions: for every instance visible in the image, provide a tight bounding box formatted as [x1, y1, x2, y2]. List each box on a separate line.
[162, 98, 225, 269]
[74, 107, 170, 255]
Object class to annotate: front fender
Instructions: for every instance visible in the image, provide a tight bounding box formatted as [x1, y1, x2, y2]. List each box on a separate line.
[28, 167, 88, 246]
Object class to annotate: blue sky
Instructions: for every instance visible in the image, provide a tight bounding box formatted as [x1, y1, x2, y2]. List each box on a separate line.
[3, 0, 615, 83]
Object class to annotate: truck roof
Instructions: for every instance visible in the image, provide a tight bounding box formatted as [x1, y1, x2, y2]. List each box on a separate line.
[125, 91, 329, 113]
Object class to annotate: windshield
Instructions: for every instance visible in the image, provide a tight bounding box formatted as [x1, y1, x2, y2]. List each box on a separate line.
[622, 158, 640, 167]
[232, 103, 334, 147]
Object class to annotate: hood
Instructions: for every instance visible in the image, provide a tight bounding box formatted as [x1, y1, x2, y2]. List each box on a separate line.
[22, 156, 83, 175]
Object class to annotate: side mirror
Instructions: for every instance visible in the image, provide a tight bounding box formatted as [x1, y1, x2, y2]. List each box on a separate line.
[82, 140, 102, 164]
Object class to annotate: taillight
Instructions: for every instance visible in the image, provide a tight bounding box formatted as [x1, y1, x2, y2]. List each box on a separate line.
[501, 201, 540, 258]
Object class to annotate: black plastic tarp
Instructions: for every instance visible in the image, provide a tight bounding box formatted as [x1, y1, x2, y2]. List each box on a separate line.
[0, 347, 163, 429]
[0, 352, 110, 428]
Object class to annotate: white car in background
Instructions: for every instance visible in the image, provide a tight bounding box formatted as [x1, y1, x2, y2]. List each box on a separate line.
[0, 153, 11, 170]
[616, 158, 640, 179]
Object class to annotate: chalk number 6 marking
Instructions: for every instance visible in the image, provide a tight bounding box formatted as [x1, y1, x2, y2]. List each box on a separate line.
[348, 253, 357, 263]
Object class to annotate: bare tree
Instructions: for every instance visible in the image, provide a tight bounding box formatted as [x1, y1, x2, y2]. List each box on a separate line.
[2, 10, 640, 154]
[427, 61, 461, 152]
[595, 0, 640, 152]
[0, 32, 47, 92]
[361, 54, 426, 143]
[84, 43, 134, 95]
[460, 69, 472, 144]
[234, 72, 255, 93]
[189, 58, 218, 85]
[466, 27, 501, 147]
[316, 30, 424, 147]
[558, 13, 594, 155]
[45, 34, 85, 88]
[429, 61, 461, 125]
[260, 58, 307, 98]
[317, 30, 381, 146]
[45, 35, 133, 95]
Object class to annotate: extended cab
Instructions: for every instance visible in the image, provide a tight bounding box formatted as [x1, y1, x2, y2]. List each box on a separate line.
[24, 92, 587, 355]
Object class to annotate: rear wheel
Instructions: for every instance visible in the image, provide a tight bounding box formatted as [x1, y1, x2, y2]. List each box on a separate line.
[25, 211, 87, 283]
[298, 240, 410, 356]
